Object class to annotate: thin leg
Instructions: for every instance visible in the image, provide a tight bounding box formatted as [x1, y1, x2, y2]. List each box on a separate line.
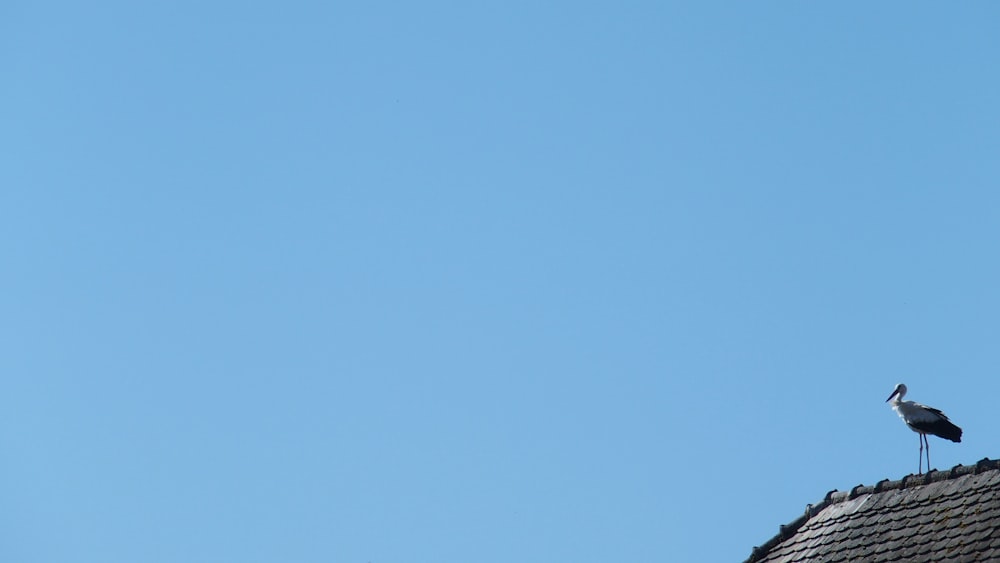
[921, 434, 931, 473]
[918, 434, 924, 474]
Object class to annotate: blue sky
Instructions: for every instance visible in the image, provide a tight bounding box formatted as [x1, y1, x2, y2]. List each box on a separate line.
[3, 2, 999, 562]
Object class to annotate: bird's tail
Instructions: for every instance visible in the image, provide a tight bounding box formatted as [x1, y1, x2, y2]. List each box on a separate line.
[941, 421, 963, 443]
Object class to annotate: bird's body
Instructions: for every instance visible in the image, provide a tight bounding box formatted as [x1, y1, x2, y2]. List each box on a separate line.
[886, 383, 962, 474]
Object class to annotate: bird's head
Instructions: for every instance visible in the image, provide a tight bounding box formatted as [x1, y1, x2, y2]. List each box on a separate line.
[886, 383, 907, 402]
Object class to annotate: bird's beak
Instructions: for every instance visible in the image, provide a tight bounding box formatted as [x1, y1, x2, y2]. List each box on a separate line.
[886, 389, 899, 402]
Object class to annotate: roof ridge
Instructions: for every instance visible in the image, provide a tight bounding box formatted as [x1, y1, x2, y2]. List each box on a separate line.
[744, 457, 1000, 563]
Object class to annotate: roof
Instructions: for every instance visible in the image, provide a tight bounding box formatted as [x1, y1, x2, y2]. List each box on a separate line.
[745, 458, 1000, 563]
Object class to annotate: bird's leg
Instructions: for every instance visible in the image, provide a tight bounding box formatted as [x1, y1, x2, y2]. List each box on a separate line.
[918, 434, 924, 474]
[921, 434, 931, 473]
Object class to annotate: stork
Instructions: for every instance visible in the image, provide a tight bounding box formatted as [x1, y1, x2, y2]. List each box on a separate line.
[886, 383, 962, 474]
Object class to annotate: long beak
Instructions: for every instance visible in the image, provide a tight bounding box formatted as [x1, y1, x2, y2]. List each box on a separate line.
[886, 389, 899, 402]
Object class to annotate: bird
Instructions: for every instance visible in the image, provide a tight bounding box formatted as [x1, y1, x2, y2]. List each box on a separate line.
[886, 383, 962, 474]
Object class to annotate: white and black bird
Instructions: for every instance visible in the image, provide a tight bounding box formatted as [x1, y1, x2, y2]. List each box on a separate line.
[886, 383, 962, 474]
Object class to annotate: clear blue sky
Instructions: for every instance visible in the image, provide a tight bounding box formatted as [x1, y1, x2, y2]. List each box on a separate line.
[3, 2, 999, 562]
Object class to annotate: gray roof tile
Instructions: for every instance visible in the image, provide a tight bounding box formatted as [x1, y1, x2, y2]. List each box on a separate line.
[745, 458, 1000, 563]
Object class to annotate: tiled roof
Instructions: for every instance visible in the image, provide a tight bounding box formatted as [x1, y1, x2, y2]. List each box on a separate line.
[745, 458, 1000, 563]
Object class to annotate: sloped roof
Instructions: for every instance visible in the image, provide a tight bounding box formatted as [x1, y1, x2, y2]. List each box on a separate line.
[745, 458, 1000, 563]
